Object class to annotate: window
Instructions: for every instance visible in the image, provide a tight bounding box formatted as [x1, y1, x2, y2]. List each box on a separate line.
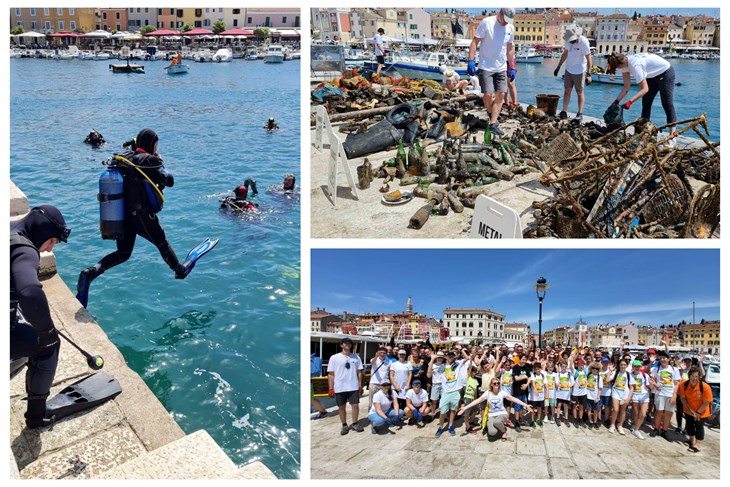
[195, 9, 202, 18]
[30, 8, 36, 16]
[169, 21, 174, 28]
[31, 21, 38, 29]
[177, 10, 183, 18]
[283, 16, 287, 24]
[116, 12, 121, 20]
[265, 16, 271, 27]
[16, 21, 23, 27]
[249, 17, 253, 24]
[103, 12, 107, 20]
[204, 19, 210, 27]
[145, 8, 148, 13]
[170, 9, 174, 15]
[45, 21, 51, 30]
[144, 19, 149, 26]
[58, 21, 64, 30]
[70, 21, 76, 30]
[233, 9, 241, 15]
[58, 8, 63, 15]
[206, 8, 210, 13]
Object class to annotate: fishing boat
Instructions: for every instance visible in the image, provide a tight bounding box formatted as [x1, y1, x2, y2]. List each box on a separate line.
[212, 48, 233, 63]
[164, 63, 189, 74]
[344, 47, 370, 67]
[245, 45, 258, 60]
[365, 51, 466, 81]
[264, 44, 285, 63]
[516, 46, 544, 64]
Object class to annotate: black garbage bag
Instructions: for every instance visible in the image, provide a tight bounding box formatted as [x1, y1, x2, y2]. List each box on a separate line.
[342, 119, 404, 159]
[402, 120, 419, 145]
[603, 103, 624, 131]
[386, 103, 419, 128]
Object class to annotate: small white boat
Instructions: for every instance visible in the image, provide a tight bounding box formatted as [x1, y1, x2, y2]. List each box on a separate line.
[516, 47, 544, 64]
[590, 72, 638, 85]
[212, 48, 233, 63]
[264, 44, 284, 63]
[194, 49, 214, 63]
[366, 51, 466, 81]
[164, 63, 189, 74]
[245, 46, 258, 60]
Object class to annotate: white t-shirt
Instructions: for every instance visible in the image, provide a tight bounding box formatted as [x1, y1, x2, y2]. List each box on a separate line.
[474, 15, 514, 73]
[599, 368, 612, 397]
[528, 371, 548, 402]
[327, 352, 363, 393]
[611, 370, 631, 401]
[369, 388, 395, 415]
[369, 357, 390, 386]
[630, 371, 650, 396]
[390, 360, 412, 399]
[442, 360, 461, 394]
[563, 36, 591, 75]
[405, 388, 428, 407]
[499, 369, 513, 395]
[442, 71, 461, 85]
[625, 53, 671, 84]
[480, 389, 509, 417]
[545, 371, 557, 395]
[585, 373, 603, 401]
[373, 34, 385, 56]
[572, 367, 588, 396]
[431, 361, 446, 385]
[651, 365, 681, 397]
[555, 371, 573, 401]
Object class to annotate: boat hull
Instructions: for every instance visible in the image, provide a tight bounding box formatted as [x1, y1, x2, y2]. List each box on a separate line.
[165, 64, 189, 74]
[591, 73, 638, 85]
[264, 55, 284, 63]
[516, 56, 544, 64]
[364, 61, 467, 80]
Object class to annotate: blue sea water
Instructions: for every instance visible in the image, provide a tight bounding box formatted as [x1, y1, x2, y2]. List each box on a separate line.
[10, 58, 301, 478]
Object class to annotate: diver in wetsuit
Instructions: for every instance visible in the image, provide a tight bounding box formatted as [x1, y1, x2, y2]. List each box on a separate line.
[10, 205, 70, 428]
[283, 173, 296, 192]
[76, 129, 187, 308]
[220, 185, 258, 212]
[264, 117, 279, 131]
[84, 130, 105, 147]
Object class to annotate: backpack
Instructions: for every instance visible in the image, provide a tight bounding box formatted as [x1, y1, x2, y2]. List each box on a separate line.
[310, 355, 323, 377]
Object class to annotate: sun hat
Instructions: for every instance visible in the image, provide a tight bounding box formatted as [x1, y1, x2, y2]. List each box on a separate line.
[563, 25, 583, 43]
[500, 8, 516, 24]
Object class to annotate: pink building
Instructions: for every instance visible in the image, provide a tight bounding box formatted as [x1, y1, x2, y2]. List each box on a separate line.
[245, 8, 300, 28]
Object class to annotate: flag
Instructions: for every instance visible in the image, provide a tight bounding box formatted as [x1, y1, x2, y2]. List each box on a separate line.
[452, 20, 463, 36]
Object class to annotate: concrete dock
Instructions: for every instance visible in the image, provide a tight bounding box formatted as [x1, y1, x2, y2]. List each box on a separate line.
[9, 181, 276, 479]
[310, 393, 720, 479]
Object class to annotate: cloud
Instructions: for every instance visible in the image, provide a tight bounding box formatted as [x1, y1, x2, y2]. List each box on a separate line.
[362, 291, 395, 305]
[490, 252, 557, 299]
[329, 292, 354, 301]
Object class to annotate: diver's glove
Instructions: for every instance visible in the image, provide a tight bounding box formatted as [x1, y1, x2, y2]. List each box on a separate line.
[622, 100, 632, 110]
[244, 178, 258, 195]
[37, 328, 59, 350]
[553, 67, 560, 77]
[467, 60, 476, 76]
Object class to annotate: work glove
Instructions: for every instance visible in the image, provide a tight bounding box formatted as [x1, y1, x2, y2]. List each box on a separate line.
[359, 386, 364, 394]
[385, 418, 394, 426]
[328, 388, 335, 398]
[586, 74, 592, 85]
[467, 60, 477, 76]
[508, 67, 516, 82]
[622, 100, 632, 110]
[553, 67, 560, 77]
[37, 328, 59, 350]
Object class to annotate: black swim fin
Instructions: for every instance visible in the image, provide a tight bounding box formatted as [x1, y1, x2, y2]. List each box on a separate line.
[45, 372, 122, 423]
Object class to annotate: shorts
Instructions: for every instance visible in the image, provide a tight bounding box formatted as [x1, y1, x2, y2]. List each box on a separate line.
[397, 398, 407, 411]
[478, 69, 507, 94]
[548, 397, 557, 408]
[564, 72, 585, 91]
[611, 391, 630, 404]
[557, 398, 571, 406]
[529, 400, 544, 409]
[654, 394, 675, 412]
[430, 383, 443, 401]
[632, 393, 650, 404]
[512, 394, 527, 412]
[439, 390, 460, 414]
[376, 55, 385, 65]
[335, 390, 359, 406]
[600, 395, 611, 408]
[586, 398, 601, 411]
[571, 395, 587, 407]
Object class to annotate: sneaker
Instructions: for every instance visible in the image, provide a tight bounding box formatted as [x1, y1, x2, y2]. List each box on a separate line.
[530, 420, 537, 428]
[448, 426, 456, 436]
[650, 428, 659, 437]
[675, 427, 685, 435]
[341, 424, 350, 435]
[547, 417, 555, 424]
[608, 425, 616, 433]
[489, 123, 504, 136]
[617, 426, 626, 435]
[350, 423, 364, 433]
[514, 423, 522, 433]
[661, 430, 670, 441]
[573, 112, 583, 122]
[435, 427, 444, 438]
[555, 417, 561, 426]
[665, 138, 677, 149]
[371, 426, 377, 435]
[537, 420, 543, 427]
[317, 411, 327, 419]
[559, 110, 568, 120]
[632, 429, 645, 440]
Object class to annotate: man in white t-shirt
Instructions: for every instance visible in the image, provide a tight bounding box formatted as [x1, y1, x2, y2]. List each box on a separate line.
[368, 346, 391, 413]
[373, 27, 386, 75]
[327, 337, 364, 435]
[554, 25, 592, 122]
[441, 67, 469, 93]
[467, 8, 516, 137]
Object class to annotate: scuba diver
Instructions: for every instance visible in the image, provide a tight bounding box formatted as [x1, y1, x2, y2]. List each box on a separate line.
[267, 173, 298, 198]
[264, 117, 279, 131]
[84, 130, 105, 147]
[76, 128, 188, 308]
[10, 205, 69, 428]
[220, 184, 259, 212]
[282, 173, 296, 193]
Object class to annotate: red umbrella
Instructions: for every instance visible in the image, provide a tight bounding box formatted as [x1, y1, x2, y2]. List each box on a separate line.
[182, 28, 214, 36]
[219, 28, 254, 36]
[48, 31, 83, 37]
[145, 29, 180, 37]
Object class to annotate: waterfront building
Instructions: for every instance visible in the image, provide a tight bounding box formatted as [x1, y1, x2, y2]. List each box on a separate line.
[514, 13, 546, 45]
[503, 322, 530, 346]
[246, 8, 300, 28]
[615, 323, 640, 346]
[97, 8, 127, 32]
[572, 11, 598, 43]
[627, 20, 643, 42]
[544, 12, 562, 48]
[312, 8, 352, 43]
[222, 8, 247, 30]
[542, 326, 576, 347]
[685, 16, 715, 46]
[311, 308, 343, 333]
[126, 7, 156, 31]
[398, 8, 431, 42]
[680, 321, 721, 355]
[557, 10, 574, 45]
[355, 9, 393, 43]
[596, 13, 630, 55]
[643, 22, 669, 47]
[11, 7, 95, 33]
[156, 8, 177, 30]
[586, 325, 622, 348]
[443, 308, 505, 343]
[431, 11, 454, 42]
[201, 8, 224, 29]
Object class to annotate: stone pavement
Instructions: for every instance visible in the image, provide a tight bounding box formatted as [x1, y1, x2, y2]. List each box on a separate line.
[310, 395, 720, 479]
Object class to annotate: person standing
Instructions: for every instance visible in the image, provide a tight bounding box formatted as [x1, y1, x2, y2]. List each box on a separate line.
[678, 366, 713, 453]
[650, 350, 681, 438]
[434, 350, 462, 437]
[467, 8, 516, 136]
[373, 27, 386, 76]
[310, 352, 327, 419]
[554, 25, 592, 121]
[368, 347, 391, 413]
[390, 349, 413, 411]
[327, 337, 365, 435]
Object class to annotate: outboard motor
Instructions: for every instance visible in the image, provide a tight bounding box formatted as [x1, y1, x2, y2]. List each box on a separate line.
[98, 162, 124, 240]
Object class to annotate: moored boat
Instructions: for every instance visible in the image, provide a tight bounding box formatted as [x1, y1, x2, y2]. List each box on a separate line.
[364, 51, 466, 80]
[516, 46, 544, 64]
[590, 72, 638, 85]
[264, 44, 285, 63]
[109, 63, 145, 73]
[212, 48, 233, 62]
[164, 63, 189, 74]
[245, 46, 258, 60]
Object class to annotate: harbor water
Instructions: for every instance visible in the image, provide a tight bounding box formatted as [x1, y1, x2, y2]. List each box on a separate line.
[10, 58, 301, 478]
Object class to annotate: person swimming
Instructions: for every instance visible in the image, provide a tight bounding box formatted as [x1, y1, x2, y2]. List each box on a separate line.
[220, 185, 258, 212]
[264, 117, 279, 131]
[84, 130, 105, 147]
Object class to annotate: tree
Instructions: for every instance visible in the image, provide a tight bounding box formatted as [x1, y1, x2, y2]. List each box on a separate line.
[212, 20, 226, 35]
[633, 11, 638, 21]
[139, 25, 156, 35]
[73, 27, 85, 34]
[254, 27, 270, 40]
[11, 26, 24, 35]
[181, 23, 193, 33]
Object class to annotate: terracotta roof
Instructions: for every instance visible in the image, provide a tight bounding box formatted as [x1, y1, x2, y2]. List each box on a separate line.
[444, 308, 504, 315]
[311, 311, 332, 319]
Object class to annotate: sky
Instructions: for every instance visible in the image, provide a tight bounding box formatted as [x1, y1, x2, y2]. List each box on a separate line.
[311, 249, 720, 331]
[427, 8, 719, 18]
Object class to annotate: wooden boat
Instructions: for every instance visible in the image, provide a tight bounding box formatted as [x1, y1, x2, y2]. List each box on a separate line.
[164, 63, 189, 74]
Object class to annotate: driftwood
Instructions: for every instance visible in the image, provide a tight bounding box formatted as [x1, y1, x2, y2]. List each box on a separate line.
[328, 94, 480, 123]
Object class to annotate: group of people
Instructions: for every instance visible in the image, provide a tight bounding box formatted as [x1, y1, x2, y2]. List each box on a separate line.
[322, 336, 714, 453]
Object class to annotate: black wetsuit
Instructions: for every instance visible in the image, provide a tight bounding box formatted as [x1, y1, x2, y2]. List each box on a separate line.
[10, 206, 66, 426]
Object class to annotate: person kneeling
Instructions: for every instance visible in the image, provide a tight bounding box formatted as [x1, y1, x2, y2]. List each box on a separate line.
[368, 381, 402, 434]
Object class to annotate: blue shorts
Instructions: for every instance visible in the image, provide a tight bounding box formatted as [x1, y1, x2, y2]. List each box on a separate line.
[439, 390, 460, 414]
[600, 395, 611, 408]
[586, 398, 601, 411]
[512, 394, 527, 412]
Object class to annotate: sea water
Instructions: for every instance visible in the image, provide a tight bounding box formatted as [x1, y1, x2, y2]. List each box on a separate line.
[10, 58, 301, 478]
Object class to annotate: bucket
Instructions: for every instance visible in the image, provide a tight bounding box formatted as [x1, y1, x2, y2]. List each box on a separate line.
[536, 94, 560, 117]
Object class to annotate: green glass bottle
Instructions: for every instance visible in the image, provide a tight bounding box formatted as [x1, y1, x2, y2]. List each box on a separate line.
[483, 124, 491, 145]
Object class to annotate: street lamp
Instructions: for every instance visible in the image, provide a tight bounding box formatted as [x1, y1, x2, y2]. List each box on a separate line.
[534, 277, 550, 348]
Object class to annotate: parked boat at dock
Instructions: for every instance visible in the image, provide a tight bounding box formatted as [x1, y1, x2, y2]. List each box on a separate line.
[212, 48, 233, 63]
[516, 47, 544, 64]
[264, 44, 285, 63]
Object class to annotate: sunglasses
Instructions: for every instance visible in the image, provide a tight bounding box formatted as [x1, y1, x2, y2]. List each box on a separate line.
[591, 367, 600, 370]
[412, 383, 421, 387]
[33, 207, 71, 242]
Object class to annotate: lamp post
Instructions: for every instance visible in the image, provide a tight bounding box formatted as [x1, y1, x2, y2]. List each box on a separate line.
[534, 277, 550, 348]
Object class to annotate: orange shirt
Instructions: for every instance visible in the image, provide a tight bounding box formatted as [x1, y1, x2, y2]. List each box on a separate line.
[678, 380, 713, 418]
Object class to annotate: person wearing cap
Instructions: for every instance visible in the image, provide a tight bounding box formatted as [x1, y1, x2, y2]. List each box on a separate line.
[404, 379, 430, 426]
[368, 347, 391, 413]
[467, 8, 516, 137]
[390, 349, 413, 410]
[511, 353, 530, 431]
[441, 66, 469, 93]
[554, 25, 592, 122]
[368, 380, 401, 434]
[629, 359, 651, 439]
[327, 337, 365, 435]
[434, 350, 462, 437]
[649, 350, 681, 439]
[608, 358, 633, 434]
[584, 362, 603, 429]
[427, 351, 447, 420]
[11, 205, 71, 428]
[599, 356, 613, 427]
[569, 355, 589, 427]
[373, 27, 386, 76]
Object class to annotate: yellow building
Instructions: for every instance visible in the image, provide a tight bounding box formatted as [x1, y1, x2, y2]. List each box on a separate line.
[685, 16, 715, 46]
[11, 7, 95, 33]
[643, 23, 669, 46]
[681, 321, 720, 353]
[514, 13, 546, 46]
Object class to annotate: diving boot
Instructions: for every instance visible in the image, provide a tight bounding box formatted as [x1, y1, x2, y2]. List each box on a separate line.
[174, 264, 190, 280]
[76, 266, 100, 308]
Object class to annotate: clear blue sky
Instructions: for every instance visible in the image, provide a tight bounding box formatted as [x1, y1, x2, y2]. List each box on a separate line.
[311, 249, 719, 330]
[428, 8, 719, 18]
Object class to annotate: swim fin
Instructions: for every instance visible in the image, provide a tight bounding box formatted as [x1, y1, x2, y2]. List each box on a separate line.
[45, 372, 122, 423]
[181, 238, 219, 275]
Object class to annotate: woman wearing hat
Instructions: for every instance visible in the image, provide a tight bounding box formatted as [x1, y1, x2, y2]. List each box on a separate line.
[441, 66, 469, 93]
[554, 24, 592, 122]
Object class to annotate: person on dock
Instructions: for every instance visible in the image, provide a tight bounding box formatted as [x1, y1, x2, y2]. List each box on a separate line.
[434, 350, 462, 437]
[327, 337, 365, 435]
[678, 366, 713, 453]
[554, 25, 592, 122]
[467, 7, 516, 136]
[368, 347, 391, 413]
[311, 352, 328, 419]
[373, 28, 386, 76]
[608, 52, 678, 148]
[76, 129, 187, 308]
[441, 67, 469, 93]
[368, 380, 401, 434]
[10, 205, 71, 428]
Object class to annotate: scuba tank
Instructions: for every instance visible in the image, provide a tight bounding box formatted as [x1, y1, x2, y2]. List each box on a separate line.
[98, 162, 125, 240]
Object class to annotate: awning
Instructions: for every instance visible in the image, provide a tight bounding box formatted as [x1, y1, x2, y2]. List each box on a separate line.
[274, 29, 300, 38]
[48, 31, 83, 38]
[15, 31, 46, 38]
[145, 29, 179, 37]
[83, 29, 112, 39]
[182, 28, 214, 36]
[219, 28, 254, 36]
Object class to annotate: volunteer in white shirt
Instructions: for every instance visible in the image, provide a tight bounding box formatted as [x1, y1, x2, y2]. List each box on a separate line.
[373, 27, 386, 75]
[554, 24, 592, 122]
[327, 337, 364, 435]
